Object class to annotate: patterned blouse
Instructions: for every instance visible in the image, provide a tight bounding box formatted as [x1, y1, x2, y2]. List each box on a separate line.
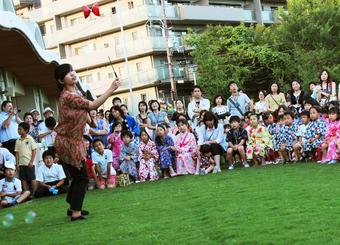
[55, 90, 90, 168]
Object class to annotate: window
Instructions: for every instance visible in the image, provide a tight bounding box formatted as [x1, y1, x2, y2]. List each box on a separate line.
[49, 25, 55, 34]
[104, 43, 109, 48]
[70, 18, 81, 26]
[141, 94, 147, 102]
[39, 24, 46, 35]
[75, 45, 90, 55]
[79, 74, 93, 84]
[111, 7, 116, 14]
[132, 31, 138, 41]
[128, 1, 134, 9]
[118, 67, 124, 76]
[96, 72, 101, 81]
[108, 73, 114, 79]
[136, 62, 143, 72]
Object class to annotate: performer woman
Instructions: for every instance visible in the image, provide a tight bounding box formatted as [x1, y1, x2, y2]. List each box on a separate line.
[54, 64, 120, 221]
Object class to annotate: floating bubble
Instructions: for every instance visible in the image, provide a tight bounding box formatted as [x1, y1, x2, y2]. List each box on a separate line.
[2, 213, 14, 228]
[24, 211, 36, 224]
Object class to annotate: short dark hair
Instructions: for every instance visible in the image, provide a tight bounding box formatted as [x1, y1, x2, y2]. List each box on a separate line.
[92, 138, 104, 146]
[308, 81, 317, 86]
[269, 81, 281, 94]
[138, 101, 148, 112]
[228, 81, 237, 89]
[310, 106, 322, 113]
[111, 121, 122, 130]
[213, 94, 225, 106]
[283, 111, 294, 119]
[1, 100, 12, 111]
[149, 100, 161, 112]
[110, 105, 125, 119]
[299, 111, 310, 118]
[203, 111, 218, 128]
[223, 124, 231, 129]
[45, 117, 57, 129]
[83, 135, 92, 144]
[176, 118, 188, 126]
[140, 129, 151, 139]
[229, 115, 241, 124]
[18, 122, 29, 132]
[121, 130, 133, 139]
[54, 64, 73, 91]
[120, 104, 128, 110]
[200, 144, 211, 154]
[112, 97, 122, 104]
[328, 107, 339, 120]
[192, 85, 203, 93]
[42, 150, 55, 160]
[23, 112, 33, 121]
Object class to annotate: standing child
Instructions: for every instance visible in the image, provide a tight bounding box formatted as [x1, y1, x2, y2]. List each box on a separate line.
[292, 111, 310, 161]
[155, 124, 176, 178]
[174, 119, 197, 175]
[226, 116, 248, 170]
[107, 122, 124, 170]
[303, 106, 327, 160]
[195, 144, 215, 175]
[84, 135, 98, 190]
[246, 114, 272, 166]
[119, 130, 138, 181]
[277, 111, 297, 163]
[320, 107, 339, 164]
[92, 139, 116, 189]
[0, 161, 31, 207]
[15, 122, 37, 196]
[138, 130, 159, 182]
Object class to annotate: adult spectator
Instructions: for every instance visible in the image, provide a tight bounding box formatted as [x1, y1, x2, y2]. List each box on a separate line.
[318, 69, 337, 106]
[287, 80, 308, 113]
[226, 82, 252, 118]
[0, 144, 16, 179]
[30, 109, 43, 129]
[147, 100, 170, 140]
[136, 101, 150, 130]
[0, 101, 21, 154]
[89, 109, 109, 147]
[187, 86, 210, 127]
[265, 81, 286, 112]
[23, 112, 39, 142]
[112, 97, 122, 107]
[38, 107, 57, 149]
[254, 90, 268, 115]
[109, 105, 140, 137]
[171, 99, 189, 122]
[196, 112, 224, 173]
[212, 95, 229, 123]
[120, 104, 129, 116]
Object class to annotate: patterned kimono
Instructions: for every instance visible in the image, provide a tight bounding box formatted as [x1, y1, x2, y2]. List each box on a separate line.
[277, 123, 298, 151]
[107, 132, 123, 169]
[174, 132, 197, 175]
[267, 122, 283, 151]
[246, 125, 272, 159]
[324, 120, 340, 161]
[303, 119, 327, 152]
[119, 142, 138, 177]
[156, 135, 175, 170]
[138, 140, 159, 181]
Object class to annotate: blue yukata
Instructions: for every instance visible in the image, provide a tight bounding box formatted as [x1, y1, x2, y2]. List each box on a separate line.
[156, 136, 175, 170]
[277, 123, 298, 151]
[303, 119, 327, 152]
[267, 123, 283, 151]
[119, 142, 138, 177]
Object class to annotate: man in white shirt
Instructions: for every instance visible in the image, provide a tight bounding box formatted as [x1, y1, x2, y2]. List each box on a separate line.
[0, 101, 22, 155]
[35, 150, 68, 197]
[187, 86, 210, 128]
[226, 82, 252, 118]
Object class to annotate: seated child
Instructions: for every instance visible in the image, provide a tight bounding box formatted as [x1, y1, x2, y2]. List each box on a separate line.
[293, 111, 310, 161]
[84, 135, 98, 190]
[320, 107, 339, 164]
[195, 144, 215, 175]
[107, 122, 124, 170]
[119, 130, 139, 181]
[174, 119, 197, 175]
[226, 116, 248, 170]
[246, 114, 272, 166]
[304, 106, 327, 159]
[221, 124, 230, 152]
[92, 139, 116, 189]
[0, 161, 30, 207]
[35, 150, 68, 197]
[277, 111, 297, 163]
[138, 130, 159, 182]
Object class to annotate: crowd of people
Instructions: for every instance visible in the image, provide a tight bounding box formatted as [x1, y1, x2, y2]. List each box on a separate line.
[0, 68, 339, 215]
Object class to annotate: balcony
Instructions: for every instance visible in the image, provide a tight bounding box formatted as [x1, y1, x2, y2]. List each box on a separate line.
[12, 0, 33, 8]
[63, 36, 183, 70]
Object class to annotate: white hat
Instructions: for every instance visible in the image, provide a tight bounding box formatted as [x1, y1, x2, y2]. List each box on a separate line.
[43, 107, 54, 115]
[30, 109, 40, 114]
[4, 161, 16, 170]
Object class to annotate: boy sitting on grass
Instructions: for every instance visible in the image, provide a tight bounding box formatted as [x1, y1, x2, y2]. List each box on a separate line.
[35, 150, 68, 197]
[0, 161, 30, 208]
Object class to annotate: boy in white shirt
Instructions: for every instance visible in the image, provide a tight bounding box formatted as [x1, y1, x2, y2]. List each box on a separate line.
[35, 150, 68, 197]
[0, 161, 30, 207]
[91, 139, 116, 189]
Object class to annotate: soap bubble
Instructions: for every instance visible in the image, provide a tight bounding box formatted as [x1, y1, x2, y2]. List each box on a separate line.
[2, 213, 14, 228]
[24, 211, 36, 224]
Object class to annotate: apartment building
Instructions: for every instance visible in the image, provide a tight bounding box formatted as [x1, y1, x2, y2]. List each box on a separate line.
[14, 0, 286, 113]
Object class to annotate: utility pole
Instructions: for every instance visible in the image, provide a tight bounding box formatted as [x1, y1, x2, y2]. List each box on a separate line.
[160, 0, 177, 101]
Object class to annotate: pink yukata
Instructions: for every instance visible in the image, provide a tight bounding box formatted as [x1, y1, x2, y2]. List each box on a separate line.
[107, 132, 124, 169]
[138, 139, 159, 181]
[324, 120, 340, 161]
[174, 131, 197, 175]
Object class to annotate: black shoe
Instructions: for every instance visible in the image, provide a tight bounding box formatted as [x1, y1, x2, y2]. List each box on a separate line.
[70, 215, 86, 222]
[67, 209, 90, 216]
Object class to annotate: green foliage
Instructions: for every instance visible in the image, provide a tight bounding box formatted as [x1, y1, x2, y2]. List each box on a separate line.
[185, 0, 340, 99]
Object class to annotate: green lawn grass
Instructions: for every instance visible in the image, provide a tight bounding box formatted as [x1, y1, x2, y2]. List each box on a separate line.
[2, 163, 340, 245]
